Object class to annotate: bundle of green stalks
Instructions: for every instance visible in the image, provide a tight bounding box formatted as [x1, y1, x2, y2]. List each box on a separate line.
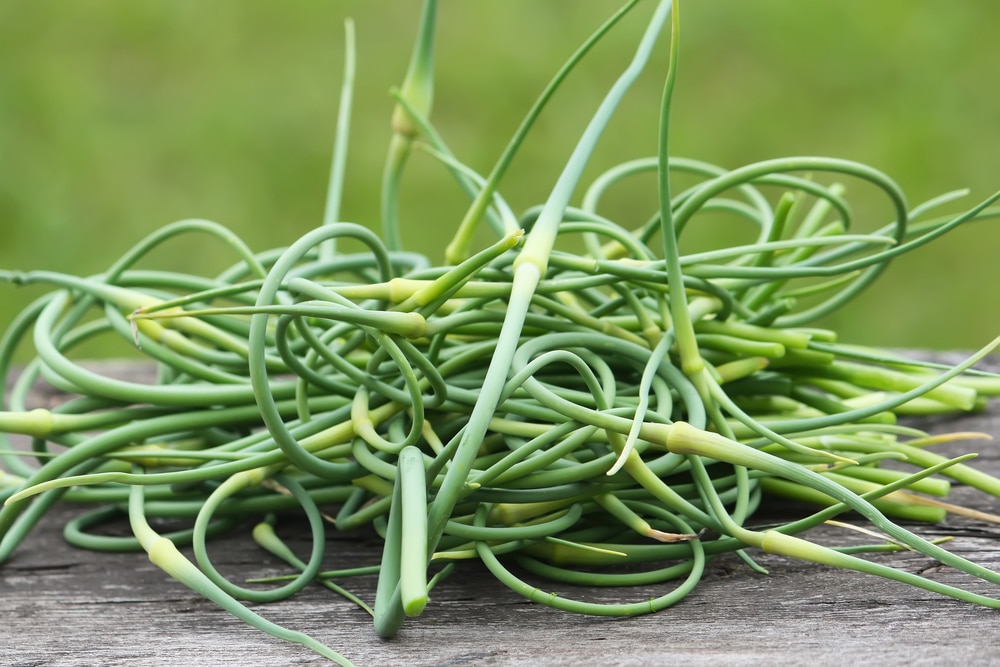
[4, 2, 1000, 664]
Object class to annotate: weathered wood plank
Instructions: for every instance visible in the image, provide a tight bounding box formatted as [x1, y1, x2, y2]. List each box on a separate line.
[3, 357, 1000, 666]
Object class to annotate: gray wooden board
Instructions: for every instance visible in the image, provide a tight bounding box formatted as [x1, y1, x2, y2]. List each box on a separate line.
[3, 356, 1000, 666]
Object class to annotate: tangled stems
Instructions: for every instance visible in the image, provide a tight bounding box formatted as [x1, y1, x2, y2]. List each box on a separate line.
[665, 421, 1000, 607]
[5, 0, 1000, 664]
[424, 0, 677, 570]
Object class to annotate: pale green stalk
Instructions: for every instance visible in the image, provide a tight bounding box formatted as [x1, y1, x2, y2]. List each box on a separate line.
[398, 445, 430, 616]
[382, 0, 437, 251]
[609, 333, 672, 475]
[320, 18, 356, 261]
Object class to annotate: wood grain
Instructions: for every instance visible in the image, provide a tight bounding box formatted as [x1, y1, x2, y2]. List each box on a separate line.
[3, 357, 1000, 666]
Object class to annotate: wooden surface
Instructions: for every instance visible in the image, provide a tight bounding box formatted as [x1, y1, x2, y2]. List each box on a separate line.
[3, 357, 1000, 667]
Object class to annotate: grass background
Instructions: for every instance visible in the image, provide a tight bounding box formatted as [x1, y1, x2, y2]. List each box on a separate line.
[1, 0, 997, 356]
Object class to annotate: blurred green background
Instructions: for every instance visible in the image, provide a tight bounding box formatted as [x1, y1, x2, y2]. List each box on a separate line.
[1, 0, 998, 356]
